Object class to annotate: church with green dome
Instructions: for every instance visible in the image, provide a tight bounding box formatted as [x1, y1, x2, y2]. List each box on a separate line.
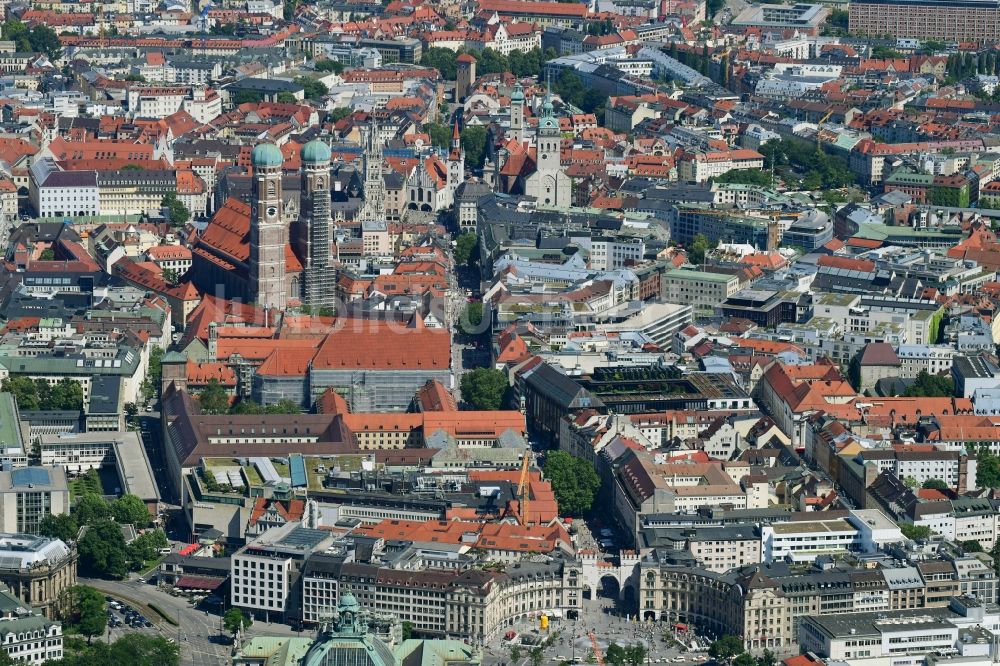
[234, 593, 481, 666]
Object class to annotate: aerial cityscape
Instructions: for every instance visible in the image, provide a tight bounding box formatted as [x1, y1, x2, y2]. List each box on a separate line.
[0, 0, 999, 665]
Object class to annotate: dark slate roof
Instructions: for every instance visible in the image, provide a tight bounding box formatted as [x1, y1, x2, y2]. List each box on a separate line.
[41, 170, 97, 188]
[225, 77, 304, 93]
[525, 363, 596, 410]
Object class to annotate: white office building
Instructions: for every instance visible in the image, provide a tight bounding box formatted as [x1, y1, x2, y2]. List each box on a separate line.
[800, 598, 1000, 665]
[231, 523, 334, 622]
[28, 160, 99, 219]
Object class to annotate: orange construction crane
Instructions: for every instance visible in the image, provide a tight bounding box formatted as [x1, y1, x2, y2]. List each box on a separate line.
[589, 631, 605, 666]
[516, 451, 531, 525]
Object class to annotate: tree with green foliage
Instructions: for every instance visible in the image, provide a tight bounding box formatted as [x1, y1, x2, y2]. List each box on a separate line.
[454, 232, 478, 265]
[425, 122, 454, 150]
[230, 399, 263, 414]
[330, 107, 352, 122]
[461, 302, 484, 335]
[758, 139, 857, 190]
[401, 621, 414, 640]
[161, 193, 190, 227]
[902, 370, 953, 398]
[197, 378, 230, 414]
[872, 45, 903, 59]
[543, 451, 601, 517]
[847, 353, 862, 391]
[961, 539, 984, 553]
[39, 513, 79, 542]
[530, 647, 544, 666]
[825, 8, 849, 32]
[978, 444, 1000, 489]
[1, 376, 40, 410]
[143, 346, 164, 404]
[109, 634, 180, 666]
[922, 478, 949, 491]
[73, 493, 110, 527]
[111, 494, 149, 527]
[706, 0, 723, 18]
[625, 644, 647, 666]
[477, 48, 508, 75]
[605, 643, 627, 666]
[126, 529, 168, 570]
[3, 376, 84, 411]
[823, 189, 848, 205]
[1, 21, 61, 60]
[899, 523, 932, 540]
[733, 654, 757, 666]
[510, 645, 522, 662]
[921, 39, 946, 54]
[0, 19, 27, 46]
[224, 607, 253, 635]
[903, 476, 918, 489]
[68, 585, 106, 644]
[759, 649, 777, 666]
[460, 368, 508, 410]
[234, 89, 263, 105]
[44, 634, 179, 666]
[78, 519, 128, 578]
[553, 70, 608, 116]
[714, 168, 772, 187]
[461, 125, 488, 170]
[40, 248, 55, 260]
[708, 636, 745, 665]
[315, 59, 344, 73]
[421, 47, 460, 80]
[295, 76, 329, 99]
[990, 539, 1000, 576]
[229, 399, 301, 415]
[276, 92, 297, 104]
[687, 233, 714, 265]
[51, 378, 84, 410]
[507, 48, 550, 78]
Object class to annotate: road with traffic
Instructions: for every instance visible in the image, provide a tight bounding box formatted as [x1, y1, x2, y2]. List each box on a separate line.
[82, 576, 309, 665]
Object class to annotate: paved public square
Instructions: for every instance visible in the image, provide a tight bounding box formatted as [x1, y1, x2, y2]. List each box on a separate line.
[482, 593, 710, 666]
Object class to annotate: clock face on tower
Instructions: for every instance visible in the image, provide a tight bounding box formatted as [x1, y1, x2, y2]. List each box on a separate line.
[266, 206, 278, 219]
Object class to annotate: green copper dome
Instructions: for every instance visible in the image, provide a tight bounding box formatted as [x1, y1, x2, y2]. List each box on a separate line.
[302, 590, 397, 666]
[338, 592, 360, 613]
[251, 142, 284, 168]
[301, 139, 331, 164]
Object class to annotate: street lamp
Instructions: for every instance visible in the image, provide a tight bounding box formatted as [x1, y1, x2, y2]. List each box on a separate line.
[571, 615, 578, 663]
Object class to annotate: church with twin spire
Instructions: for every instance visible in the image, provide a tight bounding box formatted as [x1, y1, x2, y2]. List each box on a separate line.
[191, 123, 391, 312]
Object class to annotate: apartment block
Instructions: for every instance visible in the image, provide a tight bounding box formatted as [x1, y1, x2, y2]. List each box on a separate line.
[849, 0, 1000, 41]
[677, 149, 765, 183]
[661, 268, 741, 318]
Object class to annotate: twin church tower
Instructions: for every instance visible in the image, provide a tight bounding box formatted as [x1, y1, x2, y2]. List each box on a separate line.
[248, 128, 387, 312]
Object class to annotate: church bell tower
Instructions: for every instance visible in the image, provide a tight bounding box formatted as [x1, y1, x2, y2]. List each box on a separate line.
[249, 142, 287, 311]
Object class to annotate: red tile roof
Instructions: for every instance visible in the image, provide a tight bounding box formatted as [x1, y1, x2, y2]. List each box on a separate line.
[310, 316, 449, 371]
[414, 380, 458, 412]
[817, 255, 876, 272]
